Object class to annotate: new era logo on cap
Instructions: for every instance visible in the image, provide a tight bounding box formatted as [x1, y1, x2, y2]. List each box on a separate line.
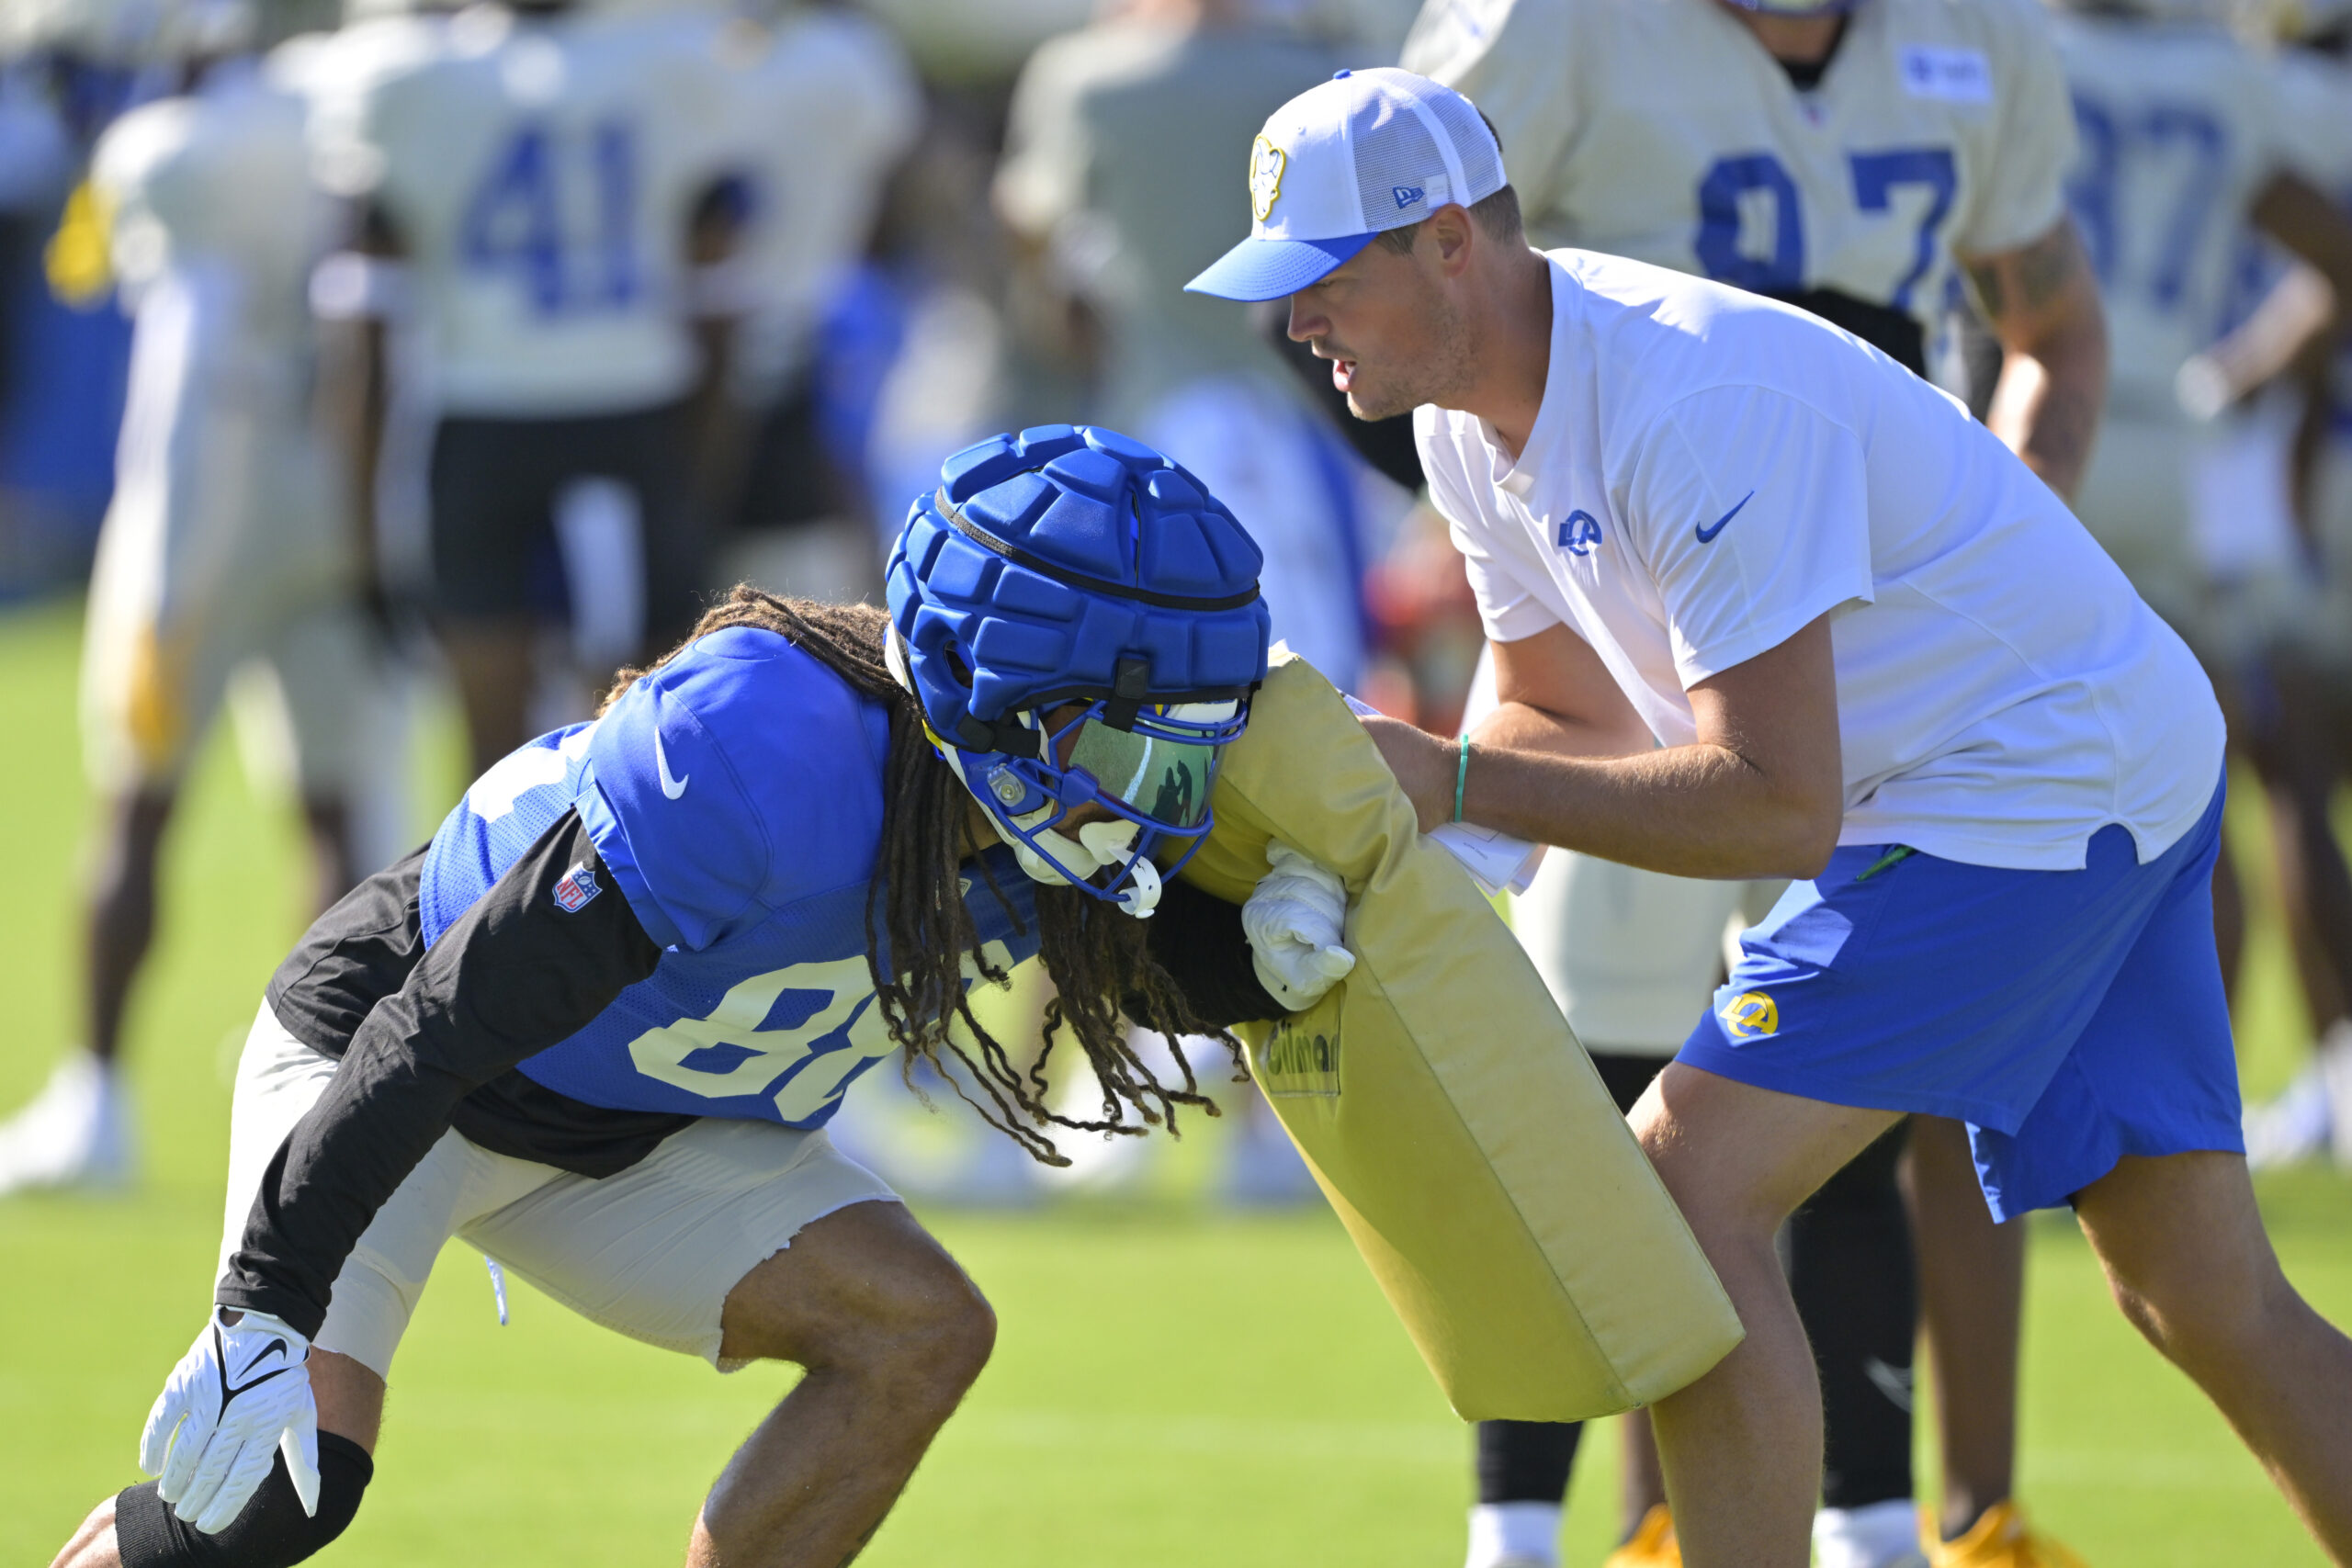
[1186, 68, 1507, 303]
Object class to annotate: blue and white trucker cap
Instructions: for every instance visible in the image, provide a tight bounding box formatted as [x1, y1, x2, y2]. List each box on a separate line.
[1184, 67, 1507, 303]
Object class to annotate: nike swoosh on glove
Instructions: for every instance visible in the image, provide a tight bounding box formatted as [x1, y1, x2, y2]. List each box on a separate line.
[141, 1307, 322, 1533]
[1241, 840, 1357, 1010]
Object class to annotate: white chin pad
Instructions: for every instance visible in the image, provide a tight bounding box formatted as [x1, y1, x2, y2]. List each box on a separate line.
[1076, 818, 1141, 862]
[1008, 833, 1077, 886]
[1001, 817, 1162, 915]
[1005, 820, 1130, 889]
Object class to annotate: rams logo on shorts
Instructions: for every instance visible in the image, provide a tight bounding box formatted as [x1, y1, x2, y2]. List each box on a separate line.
[1721, 991, 1779, 1038]
[1250, 136, 1287, 224]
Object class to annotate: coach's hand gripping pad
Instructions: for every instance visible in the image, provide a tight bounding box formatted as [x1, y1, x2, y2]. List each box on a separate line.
[1182, 653, 1743, 1420]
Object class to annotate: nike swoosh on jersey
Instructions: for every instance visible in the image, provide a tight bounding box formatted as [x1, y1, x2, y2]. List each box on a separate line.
[1695, 491, 1756, 544]
[654, 728, 690, 800]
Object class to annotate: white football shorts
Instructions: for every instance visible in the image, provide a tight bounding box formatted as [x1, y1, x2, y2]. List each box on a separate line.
[80, 411, 372, 797]
[215, 1005, 901, 1379]
[2071, 409, 2207, 644]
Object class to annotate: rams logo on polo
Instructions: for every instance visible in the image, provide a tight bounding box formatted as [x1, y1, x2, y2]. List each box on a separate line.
[1556, 510, 1604, 558]
[1250, 135, 1288, 224]
[1721, 991, 1779, 1038]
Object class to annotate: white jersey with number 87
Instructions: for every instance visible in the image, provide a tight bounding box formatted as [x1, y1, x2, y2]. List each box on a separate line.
[1399, 0, 2077, 337]
[2047, 13, 2295, 412]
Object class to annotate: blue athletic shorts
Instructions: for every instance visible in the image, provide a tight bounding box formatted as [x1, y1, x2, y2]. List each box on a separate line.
[1677, 774, 2240, 1221]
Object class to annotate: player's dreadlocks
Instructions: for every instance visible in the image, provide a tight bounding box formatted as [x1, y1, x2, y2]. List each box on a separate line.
[604, 586, 1239, 1166]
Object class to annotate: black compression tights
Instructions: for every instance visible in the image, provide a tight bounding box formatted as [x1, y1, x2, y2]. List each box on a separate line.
[1477, 1120, 1918, 1511]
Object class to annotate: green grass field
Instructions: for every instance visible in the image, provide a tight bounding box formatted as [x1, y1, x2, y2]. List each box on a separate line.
[2, 595, 2347, 1567]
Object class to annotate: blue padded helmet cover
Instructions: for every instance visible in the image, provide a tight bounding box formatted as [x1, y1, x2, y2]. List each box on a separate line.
[886, 425, 1272, 744]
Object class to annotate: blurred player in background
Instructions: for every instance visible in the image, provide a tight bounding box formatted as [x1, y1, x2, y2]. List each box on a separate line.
[2045, 0, 2352, 1171]
[1396, 0, 2107, 1559]
[2186, 0, 2352, 1169]
[997, 0, 1403, 697]
[305, 0, 755, 777]
[715, 0, 921, 603]
[994, 0, 1412, 1202]
[0, 0, 376, 1196]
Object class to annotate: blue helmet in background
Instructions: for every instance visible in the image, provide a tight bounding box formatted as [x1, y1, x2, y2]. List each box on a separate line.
[885, 424, 1272, 917]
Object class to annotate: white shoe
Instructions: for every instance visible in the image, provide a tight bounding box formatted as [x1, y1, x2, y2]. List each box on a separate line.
[2319, 1021, 2352, 1168]
[1815, 1499, 1929, 1568]
[2245, 1062, 2335, 1170]
[0, 1053, 133, 1194]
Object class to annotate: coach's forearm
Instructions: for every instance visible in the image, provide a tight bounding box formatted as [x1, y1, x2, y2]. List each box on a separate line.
[1462, 739, 1840, 880]
[1368, 713, 1838, 879]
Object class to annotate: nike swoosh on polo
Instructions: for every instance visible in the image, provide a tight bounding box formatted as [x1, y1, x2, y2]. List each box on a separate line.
[654, 728, 689, 800]
[1695, 491, 1756, 544]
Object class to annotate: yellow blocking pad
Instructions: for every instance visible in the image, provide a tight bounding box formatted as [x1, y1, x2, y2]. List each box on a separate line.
[1181, 653, 1743, 1421]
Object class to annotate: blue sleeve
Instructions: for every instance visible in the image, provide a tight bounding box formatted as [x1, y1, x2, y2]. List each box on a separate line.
[579, 627, 891, 951]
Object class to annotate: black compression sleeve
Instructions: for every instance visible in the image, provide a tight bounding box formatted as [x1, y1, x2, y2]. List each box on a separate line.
[1133, 878, 1287, 1029]
[266, 845, 429, 1055]
[1476, 1418, 1582, 1506]
[1791, 1120, 1917, 1511]
[217, 810, 663, 1337]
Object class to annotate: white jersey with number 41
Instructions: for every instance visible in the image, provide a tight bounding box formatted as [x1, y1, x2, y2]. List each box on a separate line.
[1399, 0, 2077, 338]
[311, 6, 753, 419]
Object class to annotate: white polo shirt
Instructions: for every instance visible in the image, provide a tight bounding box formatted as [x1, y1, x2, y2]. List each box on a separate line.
[1418, 249, 2224, 871]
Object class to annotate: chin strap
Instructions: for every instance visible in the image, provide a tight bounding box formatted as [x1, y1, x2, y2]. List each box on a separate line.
[1116, 854, 1163, 919]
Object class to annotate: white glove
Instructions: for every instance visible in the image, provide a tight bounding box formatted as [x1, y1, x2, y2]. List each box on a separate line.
[1241, 840, 1357, 1010]
[141, 1307, 321, 1533]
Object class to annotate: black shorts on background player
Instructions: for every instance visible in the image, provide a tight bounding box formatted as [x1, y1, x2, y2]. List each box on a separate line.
[426, 399, 705, 654]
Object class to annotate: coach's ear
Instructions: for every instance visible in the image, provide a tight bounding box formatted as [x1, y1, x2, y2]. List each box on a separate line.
[1428, 203, 1477, 277]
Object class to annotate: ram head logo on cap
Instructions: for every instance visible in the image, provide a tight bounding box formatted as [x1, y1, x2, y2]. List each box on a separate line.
[1249, 135, 1287, 224]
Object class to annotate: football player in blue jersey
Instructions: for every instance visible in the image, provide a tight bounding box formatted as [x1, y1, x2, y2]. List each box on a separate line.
[46, 425, 1354, 1568]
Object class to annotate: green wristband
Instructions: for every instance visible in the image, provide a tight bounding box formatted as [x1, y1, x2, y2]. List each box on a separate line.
[1453, 735, 1472, 825]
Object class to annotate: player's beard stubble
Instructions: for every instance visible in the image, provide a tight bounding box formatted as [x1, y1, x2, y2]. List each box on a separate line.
[1329, 281, 1478, 424]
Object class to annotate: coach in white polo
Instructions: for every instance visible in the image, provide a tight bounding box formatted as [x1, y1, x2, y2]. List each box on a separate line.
[1189, 67, 2352, 1568]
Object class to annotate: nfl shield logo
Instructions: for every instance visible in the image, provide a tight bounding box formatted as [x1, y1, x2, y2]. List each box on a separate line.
[552, 863, 602, 913]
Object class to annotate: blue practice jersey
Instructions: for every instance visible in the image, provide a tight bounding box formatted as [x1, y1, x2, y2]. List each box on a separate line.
[417, 626, 1041, 1128]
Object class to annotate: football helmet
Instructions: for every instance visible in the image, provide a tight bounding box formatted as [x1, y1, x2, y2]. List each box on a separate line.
[885, 424, 1272, 918]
